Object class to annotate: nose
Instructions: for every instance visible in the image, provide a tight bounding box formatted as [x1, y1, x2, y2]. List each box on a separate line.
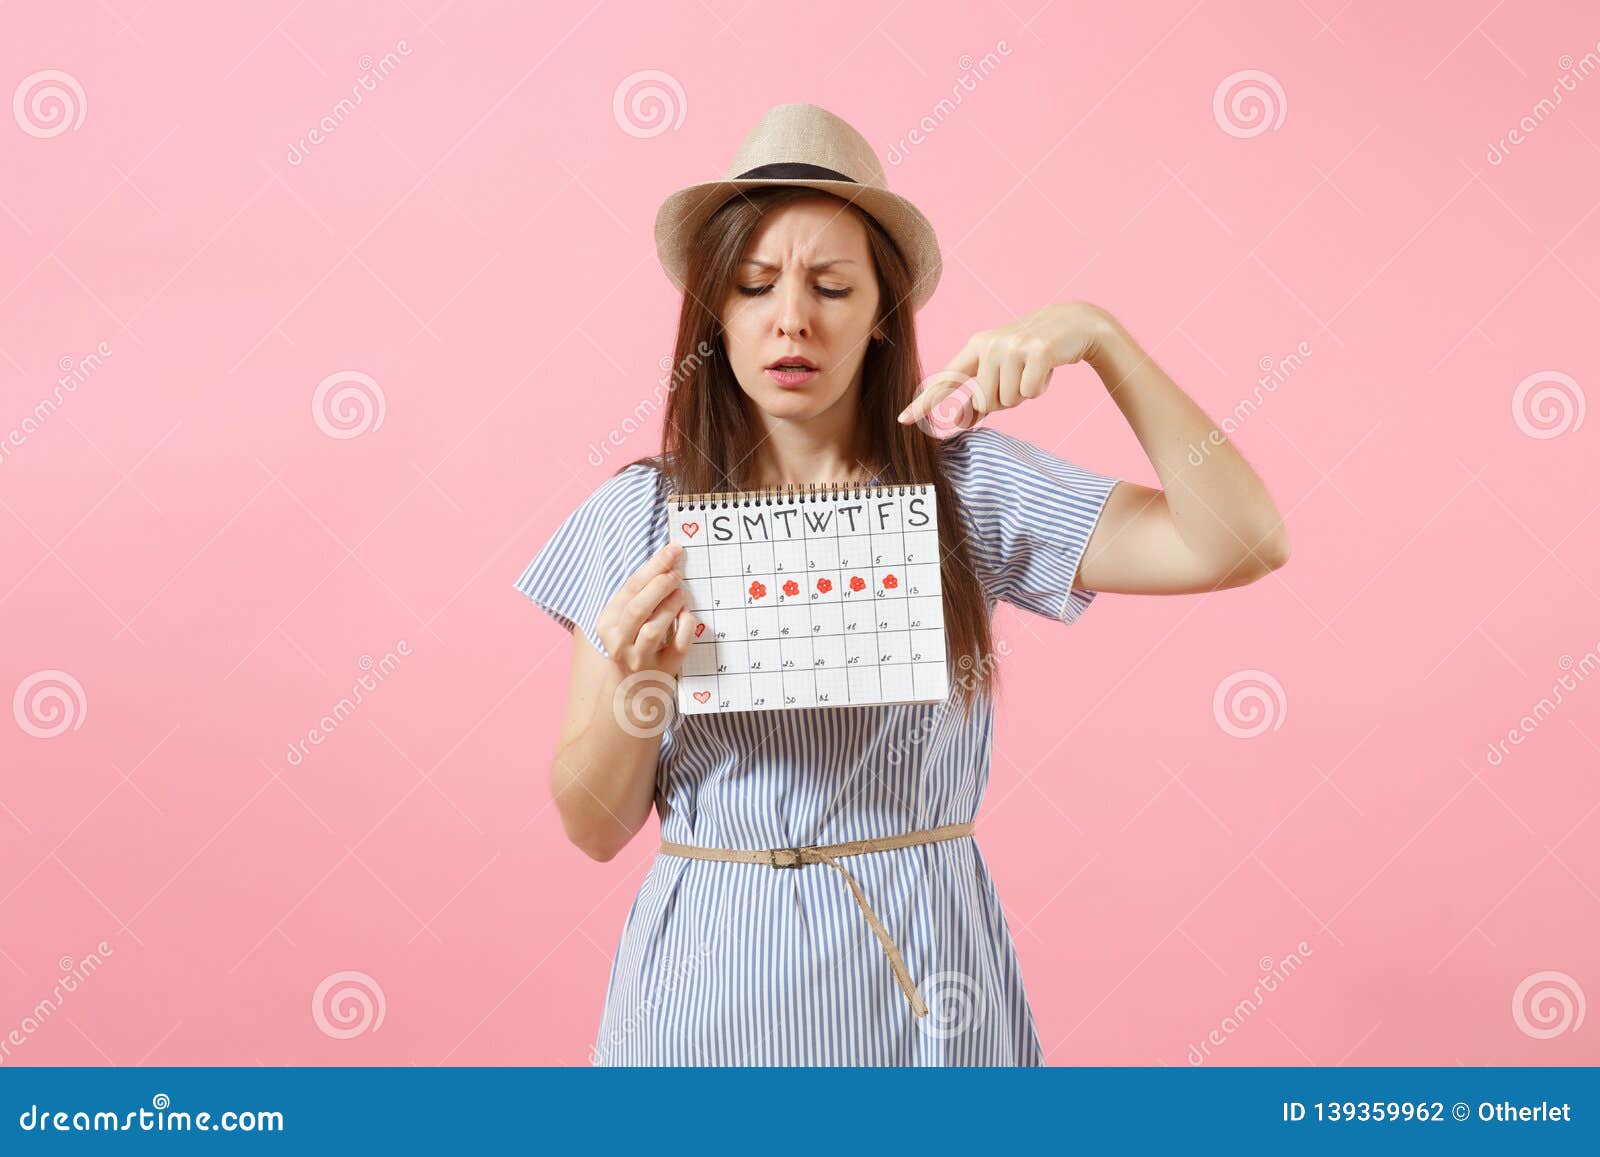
[775, 278, 810, 340]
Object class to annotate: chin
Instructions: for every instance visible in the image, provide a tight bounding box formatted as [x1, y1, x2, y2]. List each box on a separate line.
[739, 380, 815, 411]
[766, 391, 843, 419]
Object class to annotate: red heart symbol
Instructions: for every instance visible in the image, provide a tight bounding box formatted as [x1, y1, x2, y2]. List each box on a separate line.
[692, 690, 712, 703]
[680, 522, 700, 538]
[693, 622, 706, 637]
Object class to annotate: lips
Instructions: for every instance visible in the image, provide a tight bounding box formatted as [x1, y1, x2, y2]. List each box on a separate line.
[765, 352, 821, 389]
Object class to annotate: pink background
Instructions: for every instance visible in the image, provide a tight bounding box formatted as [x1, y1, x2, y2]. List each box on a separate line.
[3, 1, 1597, 1066]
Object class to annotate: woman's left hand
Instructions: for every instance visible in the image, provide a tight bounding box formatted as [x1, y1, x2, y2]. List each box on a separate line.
[897, 301, 1114, 430]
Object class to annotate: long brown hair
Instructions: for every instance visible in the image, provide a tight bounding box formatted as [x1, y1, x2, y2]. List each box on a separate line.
[626, 186, 997, 714]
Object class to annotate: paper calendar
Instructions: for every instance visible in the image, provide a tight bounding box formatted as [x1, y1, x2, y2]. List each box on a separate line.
[669, 482, 948, 714]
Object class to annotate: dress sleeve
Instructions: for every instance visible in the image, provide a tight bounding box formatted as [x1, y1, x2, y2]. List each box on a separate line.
[510, 463, 666, 659]
[942, 424, 1122, 624]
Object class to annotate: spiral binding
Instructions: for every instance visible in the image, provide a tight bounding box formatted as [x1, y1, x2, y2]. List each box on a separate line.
[667, 481, 933, 509]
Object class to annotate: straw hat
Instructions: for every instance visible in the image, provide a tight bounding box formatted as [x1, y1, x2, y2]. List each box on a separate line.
[653, 102, 943, 312]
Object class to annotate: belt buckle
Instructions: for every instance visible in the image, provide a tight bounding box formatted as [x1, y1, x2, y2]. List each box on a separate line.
[769, 846, 806, 869]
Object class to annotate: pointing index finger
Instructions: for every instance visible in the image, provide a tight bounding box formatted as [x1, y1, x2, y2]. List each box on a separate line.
[899, 380, 956, 425]
[899, 341, 982, 425]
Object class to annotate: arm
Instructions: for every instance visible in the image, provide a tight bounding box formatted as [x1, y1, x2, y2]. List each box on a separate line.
[549, 635, 662, 862]
[549, 544, 695, 861]
[1075, 308, 1292, 595]
[898, 302, 1291, 597]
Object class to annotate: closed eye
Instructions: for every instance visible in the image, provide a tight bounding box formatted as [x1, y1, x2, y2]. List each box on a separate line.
[738, 285, 851, 299]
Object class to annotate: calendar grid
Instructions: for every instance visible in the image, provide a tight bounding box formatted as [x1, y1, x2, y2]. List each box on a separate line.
[792, 505, 818, 706]
[669, 482, 948, 715]
[862, 496, 885, 704]
[880, 493, 904, 698]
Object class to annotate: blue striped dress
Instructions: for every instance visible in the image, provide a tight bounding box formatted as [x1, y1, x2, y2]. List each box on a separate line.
[513, 425, 1121, 1065]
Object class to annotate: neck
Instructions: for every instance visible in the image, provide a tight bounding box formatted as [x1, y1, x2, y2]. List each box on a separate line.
[743, 384, 881, 488]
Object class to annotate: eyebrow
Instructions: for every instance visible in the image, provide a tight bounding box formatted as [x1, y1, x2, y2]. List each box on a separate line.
[740, 258, 858, 272]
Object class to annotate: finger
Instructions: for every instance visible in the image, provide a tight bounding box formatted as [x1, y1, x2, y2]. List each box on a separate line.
[617, 570, 682, 641]
[634, 587, 686, 655]
[966, 341, 1000, 420]
[942, 334, 983, 382]
[670, 609, 698, 656]
[899, 374, 962, 426]
[899, 337, 981, 424]
[1018, 346, 1053, 399]
[640, 598, 684, 652]
[997, 344, 1027, 410]
[619, 542, 683, 598]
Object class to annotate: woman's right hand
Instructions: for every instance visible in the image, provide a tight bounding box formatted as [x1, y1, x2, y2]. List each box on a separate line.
[594, 543, 698, 678]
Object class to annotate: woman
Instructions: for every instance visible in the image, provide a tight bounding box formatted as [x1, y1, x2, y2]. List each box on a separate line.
[513, 103, 1290, 1065]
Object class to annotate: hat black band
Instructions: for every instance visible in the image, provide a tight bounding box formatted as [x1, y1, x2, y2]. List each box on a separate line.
[734, 162, 856, 183]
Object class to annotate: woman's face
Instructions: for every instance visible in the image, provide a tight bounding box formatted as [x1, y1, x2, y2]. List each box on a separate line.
[719, 196, 882, 422]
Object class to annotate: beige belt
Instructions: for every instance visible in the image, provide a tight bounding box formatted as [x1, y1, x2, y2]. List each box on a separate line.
[657, 820, 975, 1018]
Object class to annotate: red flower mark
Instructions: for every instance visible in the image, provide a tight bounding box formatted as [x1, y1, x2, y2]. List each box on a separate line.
[816, 577, 833, 594]
[748, 580, 767, 600]
[782, 579, 800, 597]
[849, 575, 866, 592]
[882, 574, 899, 589]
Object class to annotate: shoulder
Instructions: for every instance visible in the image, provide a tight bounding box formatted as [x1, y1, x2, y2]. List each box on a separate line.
[517, 460, 666, 585]
[579, 458, 669, 515]
[542, 459, 670, 565]
[513, 458, 670, 653]
[936, 423, 1122, 563]
[939, 423, 1072, 470]
[938, 424, 1057, 494]
[939, 424, 1113, 493]
[940, 424, 1015, 469]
